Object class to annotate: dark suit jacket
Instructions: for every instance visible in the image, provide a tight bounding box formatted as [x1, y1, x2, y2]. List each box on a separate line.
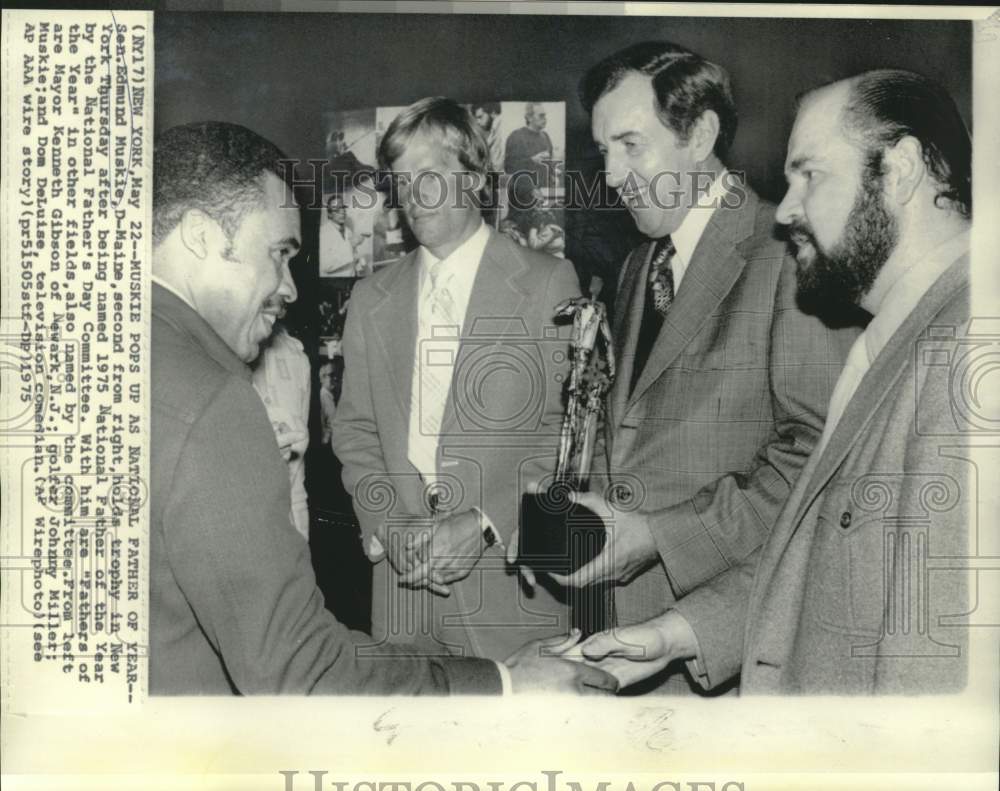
[676, 256, 970, 694]
[332, 228, 581, 660]
[605, 186, 858, 691]
[150, 284, 500, 694]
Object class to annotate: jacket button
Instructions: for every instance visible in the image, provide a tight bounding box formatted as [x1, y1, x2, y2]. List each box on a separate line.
[840, 511, 852, 529]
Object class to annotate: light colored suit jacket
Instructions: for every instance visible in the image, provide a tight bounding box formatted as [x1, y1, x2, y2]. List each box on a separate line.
[676, 256, 970, 693]
[605, 186, 858, 691]
[332, 228, 581, 661]
[150, 284, 501, 694]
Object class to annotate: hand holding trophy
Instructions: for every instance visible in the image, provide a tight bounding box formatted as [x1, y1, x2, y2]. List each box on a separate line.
[515, 296, 615, 579]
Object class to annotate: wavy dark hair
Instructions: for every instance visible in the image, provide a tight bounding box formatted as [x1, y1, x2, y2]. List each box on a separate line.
[579, 41, 738, 160]
[839, 69, 971, 218]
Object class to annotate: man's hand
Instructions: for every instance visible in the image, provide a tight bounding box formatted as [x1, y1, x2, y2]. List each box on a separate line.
[398, 509, 484, 595]
[271, 420, 308, 462]
[571, 610, 699, 690]
[505, 527, 538, 590]
[549, 491, 658, 588]
[383, 521, 450, 596]
[505, 630, 618, 695]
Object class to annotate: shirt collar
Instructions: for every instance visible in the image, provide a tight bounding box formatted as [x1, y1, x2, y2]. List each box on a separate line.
[863, 228, 970, 365]
[671, 170, 730, 266]
[418, 220, 490, 288]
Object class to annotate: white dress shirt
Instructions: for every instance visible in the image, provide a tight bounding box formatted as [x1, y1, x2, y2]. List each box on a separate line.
[406, 220, 491, 482]
[667, 169, 732, 292]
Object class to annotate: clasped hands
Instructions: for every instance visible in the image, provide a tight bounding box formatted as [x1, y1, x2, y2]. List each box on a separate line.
[499, 616, 699, 694]
[386, 508, 486, 597]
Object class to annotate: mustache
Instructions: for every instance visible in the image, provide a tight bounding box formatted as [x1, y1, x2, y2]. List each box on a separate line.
[785, 220, 817, 248]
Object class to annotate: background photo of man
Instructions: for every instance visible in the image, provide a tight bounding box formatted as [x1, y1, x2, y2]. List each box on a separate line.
[319, 192, 369, 277]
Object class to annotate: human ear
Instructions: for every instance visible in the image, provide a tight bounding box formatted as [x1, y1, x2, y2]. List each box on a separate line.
[179, 209, 223, 260]
[689, 109, 721, 164]
[883, 135, 925, 207]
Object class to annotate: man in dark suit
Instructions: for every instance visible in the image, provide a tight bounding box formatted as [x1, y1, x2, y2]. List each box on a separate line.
[580, 69, 972, 694]
[332, 98, 583, 662]
[550, 42, 858, 693]
[150, 121, 613, 695]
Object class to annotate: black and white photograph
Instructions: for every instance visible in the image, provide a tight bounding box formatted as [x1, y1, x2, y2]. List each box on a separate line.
[1, 3, 997, 790]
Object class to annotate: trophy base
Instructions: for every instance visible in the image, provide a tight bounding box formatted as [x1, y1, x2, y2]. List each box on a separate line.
[516, 488, 606, 575]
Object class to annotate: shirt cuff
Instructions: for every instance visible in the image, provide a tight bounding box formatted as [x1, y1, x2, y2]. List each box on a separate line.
[494, 660, 513, 695]
[472, 507, 504, 550]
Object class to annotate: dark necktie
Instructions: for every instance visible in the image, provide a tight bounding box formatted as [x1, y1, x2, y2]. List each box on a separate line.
[629, 236, 676, 395]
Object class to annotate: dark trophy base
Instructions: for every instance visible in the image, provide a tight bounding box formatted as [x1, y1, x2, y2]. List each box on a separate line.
[516, 485, 606, 576]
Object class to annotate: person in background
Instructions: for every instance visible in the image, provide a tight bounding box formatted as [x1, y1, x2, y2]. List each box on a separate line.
[318, 360, 338, 447]
[472, 101, 504, 172]
[252, 322, 311, 540]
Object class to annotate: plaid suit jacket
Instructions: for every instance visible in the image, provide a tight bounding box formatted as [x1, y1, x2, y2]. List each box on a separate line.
[604, 186, 858, 692]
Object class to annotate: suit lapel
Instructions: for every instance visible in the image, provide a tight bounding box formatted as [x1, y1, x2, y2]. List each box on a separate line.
[439, 230, 531, 437]
[625, 189, 758, 409]
[370, 252, 420, 424]
[609, 245, 651, 429]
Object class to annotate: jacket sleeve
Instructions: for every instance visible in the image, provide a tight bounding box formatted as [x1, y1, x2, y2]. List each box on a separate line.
[671, 548, 760, 690]
[649, 253, 858, 596]
[330, 284, 395, 552]
[164, 374, 500, 695]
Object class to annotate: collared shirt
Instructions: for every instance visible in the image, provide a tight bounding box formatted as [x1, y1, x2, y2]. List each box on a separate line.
[668, 169, 731, 292]
[407, 219, 491, 484]
[415, 219, 491, 323]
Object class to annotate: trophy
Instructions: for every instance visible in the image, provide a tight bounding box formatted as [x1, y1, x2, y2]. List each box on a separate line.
[516, 297, 616, 575]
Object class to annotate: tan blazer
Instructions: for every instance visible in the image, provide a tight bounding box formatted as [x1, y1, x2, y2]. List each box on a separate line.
[332, 228, 581, 661]
[604, 186, 858, 692]
[676, 257, 970, 693]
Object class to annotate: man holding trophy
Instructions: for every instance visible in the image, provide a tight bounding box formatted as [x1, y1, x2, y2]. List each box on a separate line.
[533, 42, 858, 694]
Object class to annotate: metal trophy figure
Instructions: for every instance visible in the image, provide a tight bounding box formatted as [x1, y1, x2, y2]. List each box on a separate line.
[517, 296, 615, 575]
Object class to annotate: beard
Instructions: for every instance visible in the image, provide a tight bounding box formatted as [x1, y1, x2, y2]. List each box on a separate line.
[790, 157, 898, 316]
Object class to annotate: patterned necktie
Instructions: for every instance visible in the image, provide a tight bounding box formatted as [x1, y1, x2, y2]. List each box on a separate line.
[629, 236, 676, 394]
[648, 235, 676, 315]
[407, 261, 460, 482]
